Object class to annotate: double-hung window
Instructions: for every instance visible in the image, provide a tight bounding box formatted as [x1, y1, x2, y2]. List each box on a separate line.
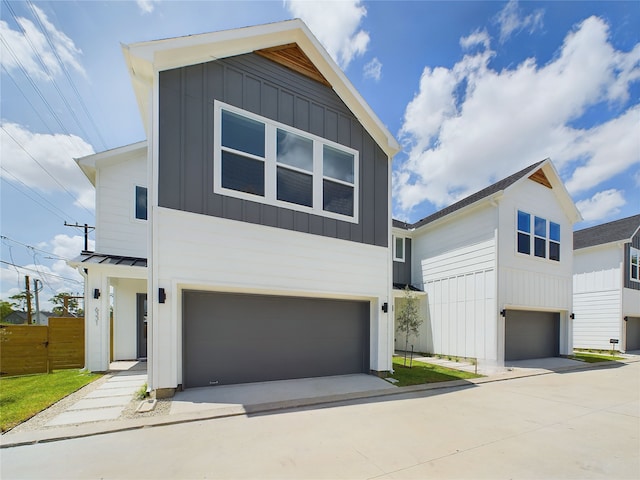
[631, 247, 640, 283]
[214, 101, 358, 222]
[516, 210, 560, 262]
[393, 236, 405, 262]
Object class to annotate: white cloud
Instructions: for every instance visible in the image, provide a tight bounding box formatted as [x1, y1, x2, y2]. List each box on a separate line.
[363, 57, 382, 81]
[284, 0, 369, 69]
[395, 16, 640, 217]
[495, 0, 544, 43]
[0, 123, 95, 210]
[136, 0, 158, 15]
[460, 29, 491, 51]
[576, 189, 626, 222]
[0, 5, 85, 80]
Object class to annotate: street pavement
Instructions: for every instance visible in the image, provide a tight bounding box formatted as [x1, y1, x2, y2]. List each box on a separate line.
[1, 360, 638, 479]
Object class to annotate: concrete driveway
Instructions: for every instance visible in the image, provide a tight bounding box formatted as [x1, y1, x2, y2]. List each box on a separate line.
[1, 361, 638, 479]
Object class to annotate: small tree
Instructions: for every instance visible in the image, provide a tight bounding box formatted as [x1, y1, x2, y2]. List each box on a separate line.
[396, 286, 423, 366]
[9, 291, 31, 312]
[0, 300, 14, 321]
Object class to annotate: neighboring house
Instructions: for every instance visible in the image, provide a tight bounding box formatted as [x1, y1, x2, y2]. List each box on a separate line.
[70, 20, 399, 396]
[393, 159, 582, 371]
[2, 311, 53, 325]
[573, 214, 640, 352]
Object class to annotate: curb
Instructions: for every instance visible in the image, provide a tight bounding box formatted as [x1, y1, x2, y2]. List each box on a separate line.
[2, 357, 637, 449]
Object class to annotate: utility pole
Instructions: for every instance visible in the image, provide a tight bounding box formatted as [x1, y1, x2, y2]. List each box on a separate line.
[25, 275, 32, 325]
[33, 279, 42, 325]
[64, 222, 95, 252]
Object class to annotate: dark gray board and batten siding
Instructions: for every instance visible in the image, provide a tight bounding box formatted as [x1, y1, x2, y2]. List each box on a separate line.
[158, 53, 389, 247]
[393, 238, 412, 285]
[624, 233, 640, 291]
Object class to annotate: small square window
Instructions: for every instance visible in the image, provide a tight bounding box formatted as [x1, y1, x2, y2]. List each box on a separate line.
[534, 217, 546, 237]
[135, 186, 147, 220]
[549, 241, 560, 261]
[323, 180, 353, 217]
[517, 232, 530, 255]
[517, 211, 530, 233]
[221, 110, 265, 157]
[550, 222, 560, 242]
[534, 237, 546, 258]
[221, 151, 264, 196]
[277, 167, 312, 207]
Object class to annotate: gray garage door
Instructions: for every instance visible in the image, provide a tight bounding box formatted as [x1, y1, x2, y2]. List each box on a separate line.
[505, 310, 560, 361]
[626, 316, 640, 351]
[183, 291, 370, 388]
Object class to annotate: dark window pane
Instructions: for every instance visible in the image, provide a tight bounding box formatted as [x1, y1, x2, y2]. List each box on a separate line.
[221, 151, 264, 196]
[632, 265, 638, 281]
[323, 179, 353, 216]
[395, 237, 404, 260]
[518, 232, 530, 254]
[135, 186, 147, 220]
[277, 130, 313, 172]
[277, 167, 312, 207]
[517, 211, 530, 233]
[534, 237, 546, 258]
[222, 110, 265, 157]
[535, 216, 546, 237]
[323, 145, 354, 183]
[549, 222, 560, 242]
[550, 241, 560, 261]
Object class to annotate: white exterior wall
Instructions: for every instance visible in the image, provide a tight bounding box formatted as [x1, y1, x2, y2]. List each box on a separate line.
[111, 278, 146, 360]
[150, 207, 392, 390]
[412, 205, 498, 363]
[95, 153, 147, 257]
[573, 245, 623, 350]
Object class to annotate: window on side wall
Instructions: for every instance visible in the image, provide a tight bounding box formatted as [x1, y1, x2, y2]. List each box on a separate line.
[631, 247, 639, 282]
[516, 210, 559, 262]
[135, 186, 147, 220]
[213, 101, 359, 223]
[393, 236, 405, 262]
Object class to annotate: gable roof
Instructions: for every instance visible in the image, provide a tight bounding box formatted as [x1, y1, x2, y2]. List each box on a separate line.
[573, 214, 640, 250]
[395, 159, 581, 232]
[76, 141, 146, 186]
[122, 19, 400, 158]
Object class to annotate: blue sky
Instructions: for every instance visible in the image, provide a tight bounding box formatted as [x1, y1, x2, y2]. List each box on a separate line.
[1, 0, 639, 310]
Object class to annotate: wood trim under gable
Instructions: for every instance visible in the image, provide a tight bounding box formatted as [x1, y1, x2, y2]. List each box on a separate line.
[529, 168, 552, 189]
[255, 43, 331, 87]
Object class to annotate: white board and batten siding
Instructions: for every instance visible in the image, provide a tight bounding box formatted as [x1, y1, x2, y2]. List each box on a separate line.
[413, 205, 498, 362]
[151, 207, 392, 389]
[95, 152, 147, 258]
[573, 245, 623, 350]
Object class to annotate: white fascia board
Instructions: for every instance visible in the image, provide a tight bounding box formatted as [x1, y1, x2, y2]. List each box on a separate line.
[76, 141, 147, 186]
[122, 19, 400, 158]
[507, 159, 582, 225]
[392, 226, 414, 238]
[574, 241, 624, 253]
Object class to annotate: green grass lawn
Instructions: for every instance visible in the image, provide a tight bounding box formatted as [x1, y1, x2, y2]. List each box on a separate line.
[569, 352, 625, 363]
[0, 370, 101, 432]
[390, 356, 482, 387]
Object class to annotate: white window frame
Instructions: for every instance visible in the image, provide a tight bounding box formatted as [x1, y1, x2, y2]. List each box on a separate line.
[515, 209, 560, 262]
[631, 246, 640, 283]
[213, 101, 359, 223]
[393, 235, 405, 262]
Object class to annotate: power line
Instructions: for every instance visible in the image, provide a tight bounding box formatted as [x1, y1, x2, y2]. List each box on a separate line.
[0, 235, 72, 261]
[0, 259, 83, 284]
[1, 126, 95, 216]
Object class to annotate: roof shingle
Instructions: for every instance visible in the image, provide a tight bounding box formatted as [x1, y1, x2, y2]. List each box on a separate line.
[573, 214, 640, 250]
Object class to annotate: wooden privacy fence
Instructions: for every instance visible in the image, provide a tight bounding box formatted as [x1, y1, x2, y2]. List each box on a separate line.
[0, 317, 84, 376]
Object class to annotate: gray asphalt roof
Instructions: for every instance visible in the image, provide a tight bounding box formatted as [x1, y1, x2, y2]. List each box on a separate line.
[573, 214, 640, 250]
[393, 160, 547, 230]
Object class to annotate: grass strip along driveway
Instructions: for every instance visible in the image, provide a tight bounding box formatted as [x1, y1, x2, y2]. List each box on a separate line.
[0, 370, 101, 432]
[390, 356, 481, 387]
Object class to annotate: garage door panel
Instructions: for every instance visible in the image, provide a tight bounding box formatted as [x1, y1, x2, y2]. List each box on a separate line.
[183, 291, 369, 388]
[626, 317, 640, 351]
[505, 310, 559, 361]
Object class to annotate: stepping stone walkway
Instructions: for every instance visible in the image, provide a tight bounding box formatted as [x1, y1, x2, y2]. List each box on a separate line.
[45, 370, 146, 427]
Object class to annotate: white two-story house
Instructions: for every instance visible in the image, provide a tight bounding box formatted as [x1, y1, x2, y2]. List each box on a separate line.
[392, 159, 582, 371]
[573, 214, 640, 352]
[71, 20, 400, 396]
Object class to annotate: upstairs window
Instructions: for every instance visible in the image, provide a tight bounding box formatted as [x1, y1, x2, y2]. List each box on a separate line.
[516, 210, 560, 262]
[393, 236, 405, 262]
[135, 186, 147, 220]
[631, 247, 639, 282]
[214, 102, 359, 223]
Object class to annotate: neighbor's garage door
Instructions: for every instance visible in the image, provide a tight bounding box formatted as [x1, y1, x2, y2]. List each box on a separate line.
[183, 291, 370, 388]
[626, 316, 640, 351]
[505, 310, 560, 361]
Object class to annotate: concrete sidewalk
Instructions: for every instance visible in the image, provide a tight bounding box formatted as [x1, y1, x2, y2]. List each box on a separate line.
[2, 354, 638, 449]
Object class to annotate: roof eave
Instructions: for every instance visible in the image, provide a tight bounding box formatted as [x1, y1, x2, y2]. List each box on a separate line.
[122, 19, 400, 158]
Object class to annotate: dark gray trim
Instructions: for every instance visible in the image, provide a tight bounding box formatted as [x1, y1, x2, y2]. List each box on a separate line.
[158, 53, 389, 247]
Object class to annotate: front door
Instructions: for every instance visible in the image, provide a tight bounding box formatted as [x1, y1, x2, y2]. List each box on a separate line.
[137, 293, 147, 359]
